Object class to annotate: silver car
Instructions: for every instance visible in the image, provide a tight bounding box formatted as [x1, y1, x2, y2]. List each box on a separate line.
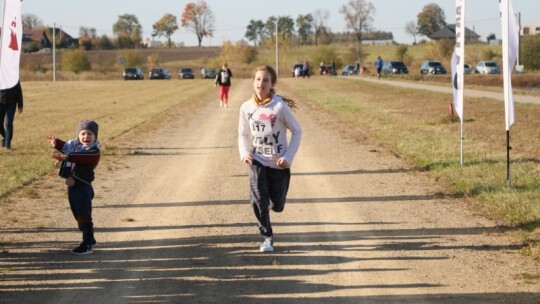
[476, 61, 500, 74]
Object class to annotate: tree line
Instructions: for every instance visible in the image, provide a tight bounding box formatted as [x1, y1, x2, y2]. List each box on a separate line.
[22, 1, 494, 51]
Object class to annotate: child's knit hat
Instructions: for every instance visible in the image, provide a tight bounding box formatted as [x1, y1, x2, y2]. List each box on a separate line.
[76, 120, 99, 139]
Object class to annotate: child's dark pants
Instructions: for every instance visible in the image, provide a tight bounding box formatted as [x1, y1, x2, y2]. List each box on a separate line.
[68, 181, 95, 246]
[249, 160, 291, 237]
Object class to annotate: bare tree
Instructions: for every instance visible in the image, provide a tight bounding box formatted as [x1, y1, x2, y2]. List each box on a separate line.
[79, 27, 97, 39]
[22, 14, 43, 31]
[311, 9, 330, 46]
[404, 20, 419, 45]
[181, 0, 215, 47]
[339, 0, 375, 44]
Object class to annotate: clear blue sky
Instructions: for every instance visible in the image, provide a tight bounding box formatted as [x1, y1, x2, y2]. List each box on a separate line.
[11, 0, 540, 46]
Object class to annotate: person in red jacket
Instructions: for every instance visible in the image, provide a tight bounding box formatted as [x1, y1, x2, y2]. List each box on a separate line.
[47, 120, 101, 255]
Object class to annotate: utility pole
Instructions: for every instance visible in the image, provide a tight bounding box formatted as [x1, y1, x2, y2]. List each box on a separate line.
[517, 12, 521, 66]
[53, 23, 56, 82]
[275, 18, 279, 78]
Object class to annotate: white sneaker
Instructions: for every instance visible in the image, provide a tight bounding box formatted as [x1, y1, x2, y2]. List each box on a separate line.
[224, 103, 229, 108]
[260, 236, 274, 252]
[220, 101, 223, 107]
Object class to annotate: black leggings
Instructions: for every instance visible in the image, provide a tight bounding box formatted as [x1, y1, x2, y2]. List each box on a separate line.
[249, 160, 291, 237]
[68, 181, 95, 246]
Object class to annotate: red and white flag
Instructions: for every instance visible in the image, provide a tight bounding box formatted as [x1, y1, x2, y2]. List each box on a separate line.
[0, 0, 22, 90]
[500, 0, 519, 130]
[451, 0, 465, 120]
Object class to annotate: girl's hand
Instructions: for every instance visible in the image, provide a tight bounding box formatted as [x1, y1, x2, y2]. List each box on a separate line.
[242, 154, 253, 166]
[46, 135, 56, 147]
[276, 157, 289, 169]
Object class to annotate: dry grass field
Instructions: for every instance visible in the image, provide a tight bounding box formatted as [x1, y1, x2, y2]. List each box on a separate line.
[278, 77, 540, 257]
[4, 43, 540, 257]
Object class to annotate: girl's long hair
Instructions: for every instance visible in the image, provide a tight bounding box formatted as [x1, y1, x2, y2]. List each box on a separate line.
[252, 65, 297, 110]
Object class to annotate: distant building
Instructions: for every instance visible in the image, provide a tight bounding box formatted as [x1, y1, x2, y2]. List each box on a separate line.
[21, 27, 77, 52]
[521, 23, 540, 36]
[429, 24, 480, 43]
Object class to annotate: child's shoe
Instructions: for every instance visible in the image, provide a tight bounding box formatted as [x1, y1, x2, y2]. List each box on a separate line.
[71, 244, 93, 255]
[260, 236, 274, 252]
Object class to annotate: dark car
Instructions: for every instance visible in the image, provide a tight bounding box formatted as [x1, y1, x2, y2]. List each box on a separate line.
[149, 67, 171, 80]
[178, 67, 195, 79]
[381, 61, 409, 75]
[123, 67, 144, 80]
[420, 60, 447, 74]
[321, 64, 337, 76]
[291, 63, 304, 77]
[341, 64, 358, 76]
[201, 67, 217, 79]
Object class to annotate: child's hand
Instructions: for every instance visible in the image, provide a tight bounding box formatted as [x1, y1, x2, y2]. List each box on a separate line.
[51, 153, 66, 167]
[276, 157, 289, 169]
[242, 154, 253, 166]
[46, 135, 56, 147]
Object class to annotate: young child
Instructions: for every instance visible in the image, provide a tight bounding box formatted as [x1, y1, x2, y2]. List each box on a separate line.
[47, 120, 100, 255]
[238, 65, 302, 252]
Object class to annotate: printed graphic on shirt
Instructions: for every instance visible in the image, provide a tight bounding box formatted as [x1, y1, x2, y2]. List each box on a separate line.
[221, 71, 229, 83]
[250, 112, 282, 157]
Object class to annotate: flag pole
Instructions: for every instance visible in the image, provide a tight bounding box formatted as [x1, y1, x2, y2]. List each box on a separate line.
[501, 0, 518, 187]
[460, 119, 464, 166]
[506, 130, 511, 187]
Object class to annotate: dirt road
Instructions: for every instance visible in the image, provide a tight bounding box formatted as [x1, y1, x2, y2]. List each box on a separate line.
[345, 76, 540, 105]
[1, 79, 538, 303]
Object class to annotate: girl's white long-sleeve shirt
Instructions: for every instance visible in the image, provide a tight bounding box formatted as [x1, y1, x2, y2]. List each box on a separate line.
[238, 95, 302, 169]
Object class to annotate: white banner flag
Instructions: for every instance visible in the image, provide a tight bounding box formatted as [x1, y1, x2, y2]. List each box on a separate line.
[500, 0, 519, 130]
[0, 0, 22, 90]
[451, 0, 465, 120]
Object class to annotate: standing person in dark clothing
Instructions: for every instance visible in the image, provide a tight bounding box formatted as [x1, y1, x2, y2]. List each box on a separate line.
[302, 60, 310, 78]
[214, 63, 233, 108]
[375, 56, 383, 80]
[0, 81, 23, 149]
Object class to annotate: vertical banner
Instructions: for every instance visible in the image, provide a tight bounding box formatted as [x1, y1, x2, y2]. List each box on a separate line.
[500, 0, 518, 130]
[451, 0, 465, 120]
[0, 0, 22, 89]
[451, 0, 466, 165]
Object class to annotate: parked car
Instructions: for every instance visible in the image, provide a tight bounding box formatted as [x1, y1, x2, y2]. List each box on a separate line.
[201, 67, 217, 79]
[321, 64, 337, 76]
[149, 67, 171, 79]
[476, 61, 500, 74]
[123, 67, 144, 80]
[464, 63, 473, 74]
[178, 67, 195, 79]
[381, 61, 409, 74]
[420, 60, 447, 74]
[291, 63, 304, 77]
[341, 64, 358, 76]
